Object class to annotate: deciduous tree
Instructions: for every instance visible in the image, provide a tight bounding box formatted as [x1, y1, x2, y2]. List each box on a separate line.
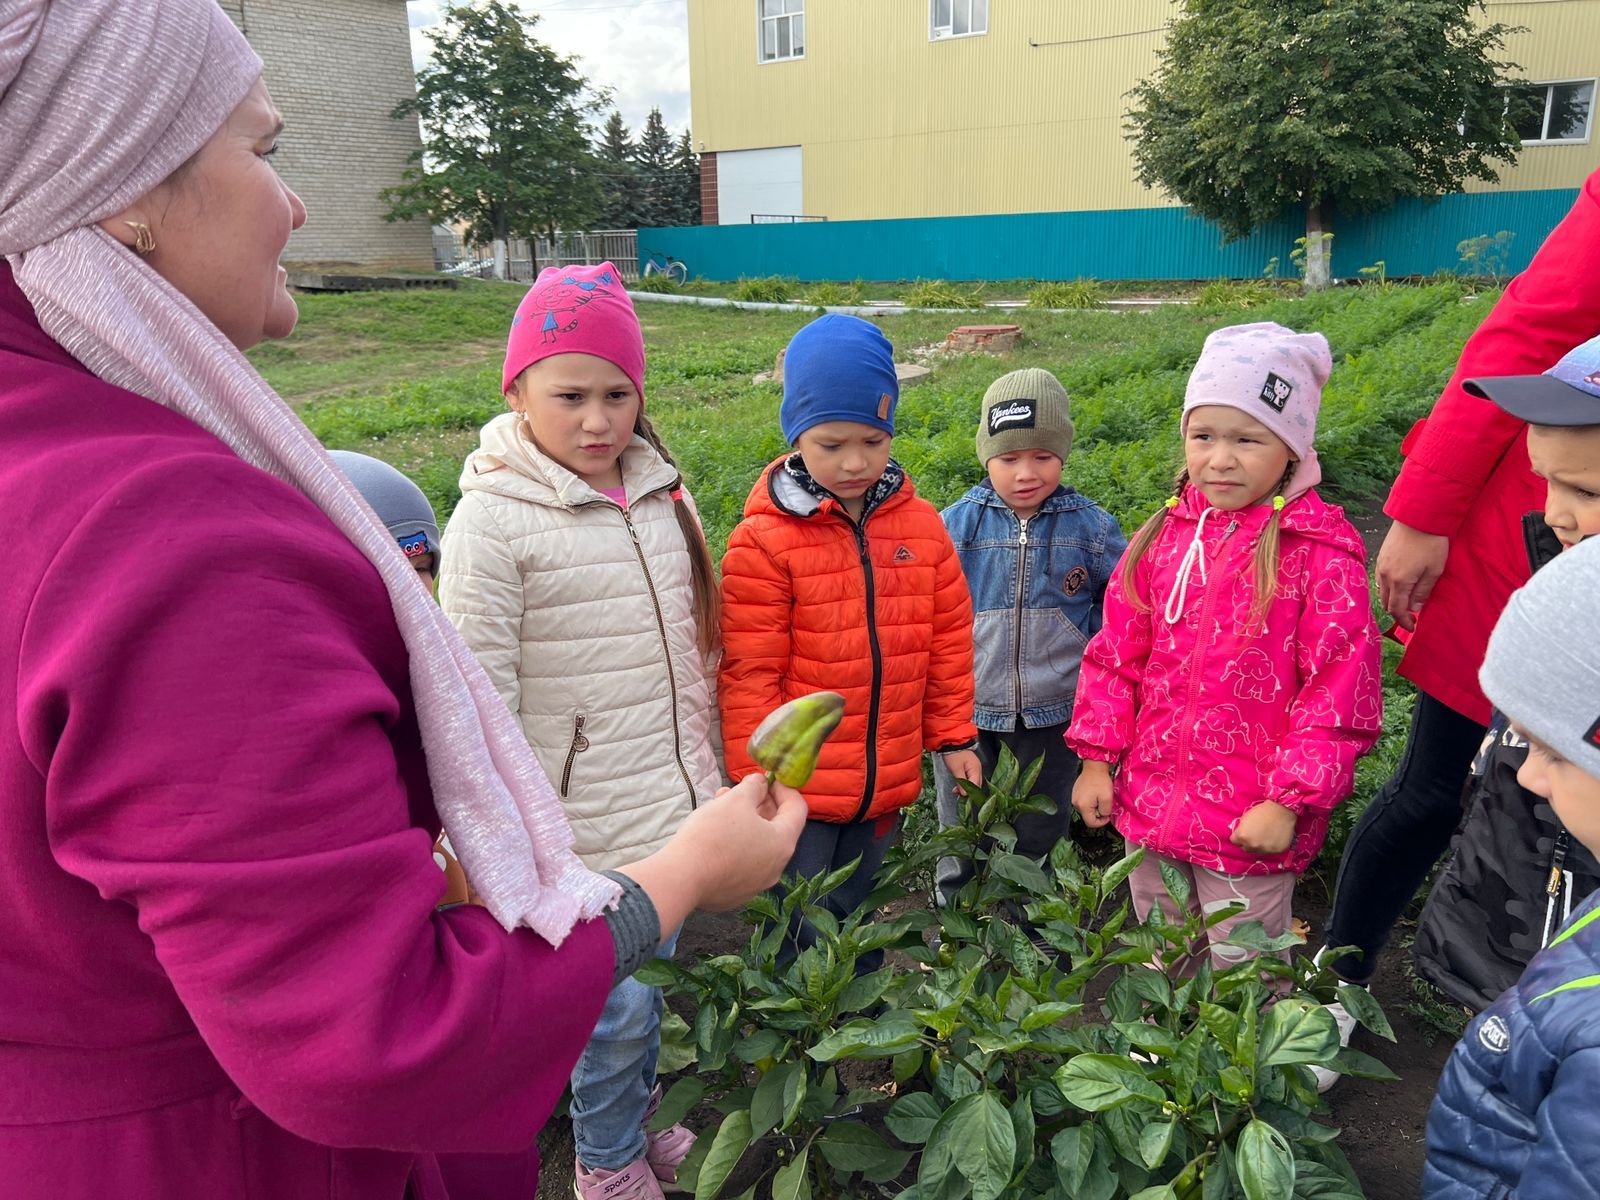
[383, 1, 607, 274]
[1126, 0, 1526, 290]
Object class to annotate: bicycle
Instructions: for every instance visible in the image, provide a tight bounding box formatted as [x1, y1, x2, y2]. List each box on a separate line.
[640, 249, 689, 285]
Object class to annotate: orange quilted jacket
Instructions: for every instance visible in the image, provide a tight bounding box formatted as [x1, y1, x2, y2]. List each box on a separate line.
[719, 456, 977, 823]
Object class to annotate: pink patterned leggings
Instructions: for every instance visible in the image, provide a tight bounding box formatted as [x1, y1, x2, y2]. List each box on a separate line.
[1125, 847, 1298, 993]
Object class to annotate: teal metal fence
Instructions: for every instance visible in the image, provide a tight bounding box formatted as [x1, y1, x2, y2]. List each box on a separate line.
[639, 188, 1580, 282]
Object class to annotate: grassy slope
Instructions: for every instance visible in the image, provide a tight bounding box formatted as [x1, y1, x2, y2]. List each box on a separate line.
[254, 279, 1493, 867]
[262, 279, 1492, 556]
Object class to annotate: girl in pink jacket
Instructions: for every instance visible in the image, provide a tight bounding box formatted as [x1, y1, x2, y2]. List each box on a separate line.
[1067, 322, 1382, 989]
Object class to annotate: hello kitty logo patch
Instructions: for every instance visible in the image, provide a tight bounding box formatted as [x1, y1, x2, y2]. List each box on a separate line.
[1259, 372, 1293, 413]
[513, 270, 615, 345]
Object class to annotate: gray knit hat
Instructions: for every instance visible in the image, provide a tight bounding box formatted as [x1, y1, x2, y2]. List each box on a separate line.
[1480, 536, 1600, 780]
[976, 368, 1074, 465]
[329, 450, 442, 569]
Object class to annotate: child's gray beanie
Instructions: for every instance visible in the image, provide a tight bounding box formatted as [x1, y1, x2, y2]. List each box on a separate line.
[329, 450, 442, 568]
[1480, 535, 1600, 779]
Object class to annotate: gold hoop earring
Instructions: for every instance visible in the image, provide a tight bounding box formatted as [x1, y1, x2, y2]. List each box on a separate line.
[124, 221, 156, 255]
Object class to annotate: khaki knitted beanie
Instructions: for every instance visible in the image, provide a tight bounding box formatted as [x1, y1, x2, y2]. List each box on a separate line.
[976, 368, 1074, 465]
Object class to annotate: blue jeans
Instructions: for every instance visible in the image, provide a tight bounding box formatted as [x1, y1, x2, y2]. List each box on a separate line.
[570, 930, 679, 1171]
[776, 816, 898, 975]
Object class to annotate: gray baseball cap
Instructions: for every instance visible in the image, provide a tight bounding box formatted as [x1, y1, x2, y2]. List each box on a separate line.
[328, 450, 441, 569]
[1463, 331, 1600, 427]
[1480, 534, 1600, 779]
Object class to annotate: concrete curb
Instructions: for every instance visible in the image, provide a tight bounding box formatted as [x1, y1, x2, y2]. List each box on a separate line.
[629, 292, 1182, 316]
[630, 292, 917, 315]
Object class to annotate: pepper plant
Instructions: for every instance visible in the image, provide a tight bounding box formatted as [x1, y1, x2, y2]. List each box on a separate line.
[638, 749, 1397, 1199]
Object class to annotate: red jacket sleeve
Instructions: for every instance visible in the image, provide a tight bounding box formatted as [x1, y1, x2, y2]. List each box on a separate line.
[1387, 168, 1600, 537]
[18, 455, 613, 1154]
[1267, 550, 1385, 815]
[1065, 551, 1156, 764]
[921, 526, 978, 752]
[718, 518, 793, 780]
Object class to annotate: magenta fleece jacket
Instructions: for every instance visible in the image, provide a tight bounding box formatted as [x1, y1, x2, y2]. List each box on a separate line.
[0, 264, 612, 1200]
[1066, 486, 1383, 877]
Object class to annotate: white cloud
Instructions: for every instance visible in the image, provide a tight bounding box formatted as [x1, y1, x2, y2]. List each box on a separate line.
[405, 1, 692, 137]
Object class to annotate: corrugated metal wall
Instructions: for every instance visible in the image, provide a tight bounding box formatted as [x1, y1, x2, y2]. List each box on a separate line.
[640, 187, 1582, 281]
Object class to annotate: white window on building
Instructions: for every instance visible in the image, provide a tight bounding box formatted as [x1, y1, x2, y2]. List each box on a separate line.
[931, 0, 987, 40]
[758, 0, 804, 63]
[1507, 79, 1595, 144]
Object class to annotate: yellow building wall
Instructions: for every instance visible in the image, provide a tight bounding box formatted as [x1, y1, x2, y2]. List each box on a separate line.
[1466, 1, 1600, 193]
[688, 0, 1600, 220]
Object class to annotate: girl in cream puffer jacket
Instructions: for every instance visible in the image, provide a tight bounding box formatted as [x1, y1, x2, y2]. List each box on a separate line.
[440, 411, 721, 873]
[439, 263, 721, 1200]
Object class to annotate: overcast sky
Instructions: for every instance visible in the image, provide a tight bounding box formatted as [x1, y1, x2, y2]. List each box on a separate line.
[406, 1, 694, 138]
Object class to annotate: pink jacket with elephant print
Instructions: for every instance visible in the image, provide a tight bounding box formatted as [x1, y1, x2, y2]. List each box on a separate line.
[1065, 486, 1382, 876]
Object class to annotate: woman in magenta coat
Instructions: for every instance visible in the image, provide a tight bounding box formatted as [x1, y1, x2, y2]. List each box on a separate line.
[0, 4, 804, 1198]
[1321, 168, 1600, 1011]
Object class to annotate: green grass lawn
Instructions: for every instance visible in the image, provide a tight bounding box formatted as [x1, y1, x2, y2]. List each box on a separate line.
[254, 278, 1488, 874]
[258, 278, 1493, 560]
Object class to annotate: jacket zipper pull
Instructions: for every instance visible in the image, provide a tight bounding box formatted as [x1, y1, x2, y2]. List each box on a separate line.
[1213, 519, 1239, 561]
[560, 713, 589, 796]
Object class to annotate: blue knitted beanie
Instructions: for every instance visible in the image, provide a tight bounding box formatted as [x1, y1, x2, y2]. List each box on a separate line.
[779, 314, 899, 444]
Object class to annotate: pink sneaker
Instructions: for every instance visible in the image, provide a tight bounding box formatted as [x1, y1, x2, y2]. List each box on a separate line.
[642, 1084, 698, 1191]
[572, 1156, 665, 1200]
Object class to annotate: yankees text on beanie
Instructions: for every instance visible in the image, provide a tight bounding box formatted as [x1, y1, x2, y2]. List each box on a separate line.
[976, 368, 1074, 465]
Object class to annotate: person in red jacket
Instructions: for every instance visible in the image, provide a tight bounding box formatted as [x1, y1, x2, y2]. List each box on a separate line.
[720, 315, 980, 968]
[1322, 169, 1600, 1007]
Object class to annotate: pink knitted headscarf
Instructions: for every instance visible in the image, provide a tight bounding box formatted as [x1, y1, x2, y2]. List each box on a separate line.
[0, 0, 614, 942]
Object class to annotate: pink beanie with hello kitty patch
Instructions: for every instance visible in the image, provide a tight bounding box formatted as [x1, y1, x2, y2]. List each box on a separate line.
[1182, 321, 1331, 498]
[502, 262, 646, 401]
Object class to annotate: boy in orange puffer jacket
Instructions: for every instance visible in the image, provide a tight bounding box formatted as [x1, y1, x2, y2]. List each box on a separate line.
[720, 314, 980, 968]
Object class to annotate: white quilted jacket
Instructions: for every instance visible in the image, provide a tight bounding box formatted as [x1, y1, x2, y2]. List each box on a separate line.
[440, 413, 722, 871]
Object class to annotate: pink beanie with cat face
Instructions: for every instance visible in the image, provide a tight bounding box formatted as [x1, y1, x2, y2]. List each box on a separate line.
[502, 262, 646, 402]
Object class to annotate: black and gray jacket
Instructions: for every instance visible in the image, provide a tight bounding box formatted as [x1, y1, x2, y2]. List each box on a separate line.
[1414, 514, 1600, 1013]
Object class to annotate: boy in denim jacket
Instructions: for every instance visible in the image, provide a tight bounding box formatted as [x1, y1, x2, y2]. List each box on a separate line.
[935, 369, 1126, 900]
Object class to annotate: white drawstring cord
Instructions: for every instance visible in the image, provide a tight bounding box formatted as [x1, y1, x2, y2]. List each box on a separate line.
[1164, 505, 1215, 624]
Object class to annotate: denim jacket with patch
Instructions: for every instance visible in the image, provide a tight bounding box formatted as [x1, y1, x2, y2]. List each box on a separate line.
[940, 481, 1126, 731]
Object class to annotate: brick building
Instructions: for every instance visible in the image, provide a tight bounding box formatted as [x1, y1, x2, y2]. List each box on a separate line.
[219, 0, 433, 270]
